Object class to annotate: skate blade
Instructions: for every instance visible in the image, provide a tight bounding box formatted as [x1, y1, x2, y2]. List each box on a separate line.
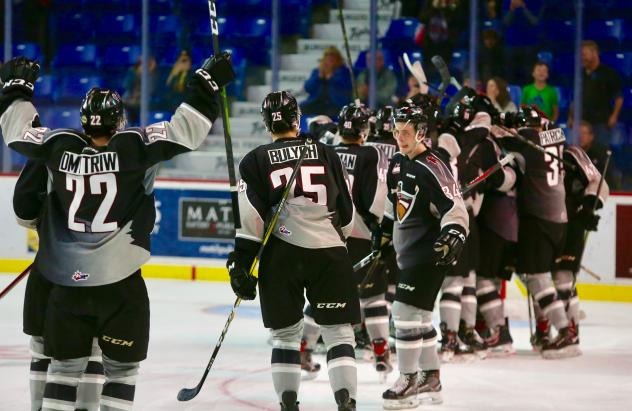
[419, 391, 443, 405]
[453, 353, 478, 363]
[541, 345, 582, 360]
[488, 344, 516, 357]
[383, 396, 420, 410]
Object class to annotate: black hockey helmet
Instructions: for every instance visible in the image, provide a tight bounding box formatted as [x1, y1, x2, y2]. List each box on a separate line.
[393, 105, 429, 132]
[80, 87, 126, 137]
[501, 104, 544, 129]
[338, 102, 371, 139]
[374, 105, 395, 138]
[261, 90, 301, 134]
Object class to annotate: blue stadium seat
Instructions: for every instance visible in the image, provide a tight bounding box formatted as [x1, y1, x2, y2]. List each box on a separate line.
[586, 19, 624, 50]
[223, 46, 247, 100]
[232, 17, 271, 64]
[543, 20, 575, 50]
[96, 14, 139, 43]
[57, 75, 103, 102]
[52, 44, 98, 68]
[54, 13, 94, 44]
[537, 51, 553, 67]
[508, 85, 522, 107]
[149, 111, 172, 123]
[13, 43, 41, 61]
[555, 87, 572, 111]
[152, 15, 180, 33]
[449, 50, 469, 76]
[34, 75, 57, 102]
[39, 106, 83, 130]
[381, 19, 422, 52]
[601, 52, 632, 80]
[101, 46, 142, 68]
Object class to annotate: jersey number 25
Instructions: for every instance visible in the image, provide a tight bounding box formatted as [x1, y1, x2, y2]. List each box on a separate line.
[270, 166, 327, 205]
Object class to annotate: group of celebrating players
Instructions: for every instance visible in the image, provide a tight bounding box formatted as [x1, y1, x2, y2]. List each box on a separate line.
[0, 50, 607, 411]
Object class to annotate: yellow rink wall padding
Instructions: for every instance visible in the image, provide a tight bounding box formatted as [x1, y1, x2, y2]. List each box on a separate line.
[1, 259, 630, 302]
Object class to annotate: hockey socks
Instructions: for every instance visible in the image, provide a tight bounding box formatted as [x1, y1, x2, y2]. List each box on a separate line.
[361, 294, 390, 343]
[29, 336, 51, 411]
[527, 273, 569, 331]
[460, 271, 477, 327]
[271, 321, 302, 403]
[553, 270, 580, 323]
[321, 324, 357, 403]
[439, 276, 464, 331]
[99, 355, 139, 411]
[476, 278, 504, 329]
[76, 338, 104, 411]
[42, 357, 86, 411]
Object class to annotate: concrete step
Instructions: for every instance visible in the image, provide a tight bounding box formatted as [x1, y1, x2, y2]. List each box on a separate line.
[247, 81, 306, 104]
[281, 53, 320, 71]
[204, 134, 270, 151]
[212, 116, 269, 138]
[168, 150, 248, 179]
[312, 22, 388, 42]
[297, 38, 369, 61]
[329, 9, 393, 26]
[344, 0, 400, 12]
[264, 69, 310, 85]
[231, 101, 261, 117]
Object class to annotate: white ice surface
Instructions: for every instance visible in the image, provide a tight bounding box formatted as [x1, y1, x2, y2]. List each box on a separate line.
[1, 275, 632, 411]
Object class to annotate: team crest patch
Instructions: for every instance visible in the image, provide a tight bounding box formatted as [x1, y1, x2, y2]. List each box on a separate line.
[279, 225, 292, 236]
[396, 181, 419, 222]
[72, 271, 90, 282]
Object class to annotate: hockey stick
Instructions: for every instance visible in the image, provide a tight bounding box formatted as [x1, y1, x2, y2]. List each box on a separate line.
[336, 0, 359, 102]
[0, 263, 32, 300]
[402, 53, 429, 95]
[177, 139, 312, 402]
[352, 153, 514, 271]
[207, 0, 241, 229]
[431, 55, 454, 95]
[580, 264, 602, 281]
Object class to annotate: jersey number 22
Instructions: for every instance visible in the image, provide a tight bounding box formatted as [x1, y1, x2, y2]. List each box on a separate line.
[66, 173, 118, 233]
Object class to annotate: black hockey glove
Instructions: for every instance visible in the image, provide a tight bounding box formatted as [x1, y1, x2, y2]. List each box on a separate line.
[226, 251, 258, 300]
[433, 225, 467, 266]
[576, 195, 602, 231]
[185, 51, 235, 123]
[0, 56, 40, 97]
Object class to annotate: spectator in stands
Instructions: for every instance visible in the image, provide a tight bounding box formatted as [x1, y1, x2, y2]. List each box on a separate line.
[301, 47, 352, 119]
[122, 56, 157, 126]
[569, 41, 623, 147]
[164, 49, 194, 111]
[419, 0, 468, 69]
[478, 29, 504, 84]
[487, 76, 517, 113]
[357, 50, 398, 107]
[403, 74, 421, 102]
[502, 0, 545, 84]
[521, 61, 559, 123]
[579, 120, 609, 175]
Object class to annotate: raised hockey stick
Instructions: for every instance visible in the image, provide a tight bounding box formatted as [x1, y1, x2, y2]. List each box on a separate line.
[207, 0, 241, 229]
[353, 153, 514, 271]
[177, 139, 312, 402]
[0, 263, 32, 300]
[336, 0, 359, 102]
[402, 53, 429, 95]
[431, 55, 455, 95]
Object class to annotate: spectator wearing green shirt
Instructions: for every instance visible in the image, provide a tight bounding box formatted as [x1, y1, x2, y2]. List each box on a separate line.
[521, 61, 559, 122]
[357, 50, 398, 107]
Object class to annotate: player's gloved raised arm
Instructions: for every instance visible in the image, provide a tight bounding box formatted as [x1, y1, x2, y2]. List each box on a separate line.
[0, 57, 40, 115]
[433, 225, 467, 266]
[184, 51, 235, 123]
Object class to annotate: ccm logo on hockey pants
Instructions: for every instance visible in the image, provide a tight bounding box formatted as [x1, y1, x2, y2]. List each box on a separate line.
[316, 303, 347, 309]
[102, 335, 134, 347]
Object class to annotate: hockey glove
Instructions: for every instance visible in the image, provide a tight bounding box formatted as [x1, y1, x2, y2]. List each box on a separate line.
[576, 195, 602, 231]
[0, 57, 40, 97]
[433, 225, 467, 266]
[227, 251, 258, 300]
[193, 51, 235, 94]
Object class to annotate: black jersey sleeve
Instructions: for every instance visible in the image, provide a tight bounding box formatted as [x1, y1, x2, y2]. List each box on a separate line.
[13, 159, 48, 228]
[564, 145, 609, 203]
[234, 150, 268, 258]
[415, 155, 469, 236]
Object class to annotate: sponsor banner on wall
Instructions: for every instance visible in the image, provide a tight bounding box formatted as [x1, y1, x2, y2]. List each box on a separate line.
[150, 184, 235, 259]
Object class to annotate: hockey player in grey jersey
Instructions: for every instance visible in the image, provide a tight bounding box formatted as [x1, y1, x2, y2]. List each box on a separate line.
[498, 105, 579, 359]
[0, 54, 233, 410]
[227, 91, 359, 411]
[381, 106, 469, 409]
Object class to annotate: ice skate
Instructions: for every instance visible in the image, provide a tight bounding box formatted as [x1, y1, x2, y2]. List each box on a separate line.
[438, 322, 458, 363]
[541, 321, 581, 359]
[280, 391, 300, 411]
[372, 338, 393, 382]
[382, 372, 419, 410]
[458, 321, 488, 360]
[417, 369, 443, 405]
[335, 388, 356, 411]
[485, 323, 515, 356]
[531, 319, 551, 352]
[300, 345, 321, 380]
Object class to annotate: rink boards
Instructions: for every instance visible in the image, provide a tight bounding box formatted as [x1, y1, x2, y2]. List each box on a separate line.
[0, 175, 631, 301]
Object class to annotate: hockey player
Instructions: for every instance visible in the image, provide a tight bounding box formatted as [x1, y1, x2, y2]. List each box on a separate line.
[227, 91, 359, 411]
[367, 105, 398, 161]
[334, 103, 390, 376]
[381, 106, 469, 409]
[14, 158, 105, 411]
[0, 54, 233, 410]
[497, 105, 578, 359]
[542, 145, 609, 349]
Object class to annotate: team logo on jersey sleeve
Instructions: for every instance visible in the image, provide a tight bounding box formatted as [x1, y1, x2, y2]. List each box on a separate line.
[396, 181, 419, 222]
